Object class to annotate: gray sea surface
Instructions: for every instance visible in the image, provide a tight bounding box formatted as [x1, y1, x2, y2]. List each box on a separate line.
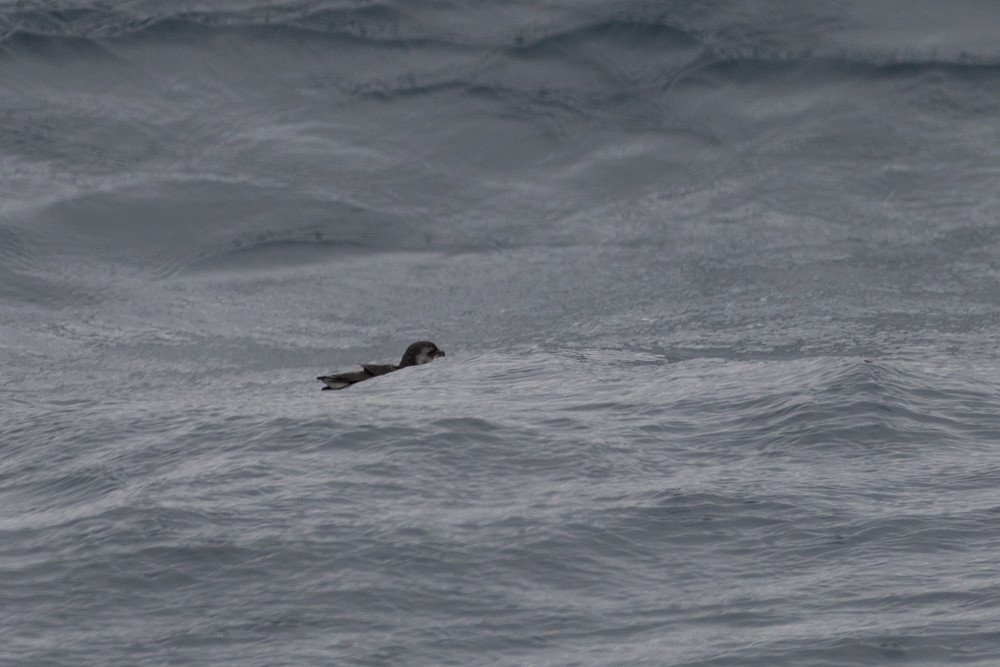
[3, 1, 1000, 665]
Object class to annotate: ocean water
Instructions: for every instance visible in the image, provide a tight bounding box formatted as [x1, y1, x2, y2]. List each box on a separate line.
[3, 1, 1000, 664]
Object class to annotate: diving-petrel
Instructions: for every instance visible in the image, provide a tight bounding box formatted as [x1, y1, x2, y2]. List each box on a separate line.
[317, 341, 445, 390]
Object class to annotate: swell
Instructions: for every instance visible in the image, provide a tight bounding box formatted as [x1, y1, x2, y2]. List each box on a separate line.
[16, 180, 425, 280]
[0, 225, 98, 306]
[692, 357, 1000, 456]
[0, 4, 456, 49]
[4, 5, 1000, 89]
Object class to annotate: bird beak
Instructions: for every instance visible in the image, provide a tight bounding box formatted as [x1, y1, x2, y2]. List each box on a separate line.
[436, 350, 446, 358]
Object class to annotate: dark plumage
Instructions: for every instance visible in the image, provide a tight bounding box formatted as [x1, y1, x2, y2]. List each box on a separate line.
[317, 341, 445, 390]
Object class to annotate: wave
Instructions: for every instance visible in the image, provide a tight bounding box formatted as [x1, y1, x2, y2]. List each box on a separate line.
[0, 3, 443, 46]
[10, 179, 429, 278]
[0, 225, 99, 306]
[687, 356, 1000, 456]
[4, 3, 1000, 79]
[3, 2, 1000, 302]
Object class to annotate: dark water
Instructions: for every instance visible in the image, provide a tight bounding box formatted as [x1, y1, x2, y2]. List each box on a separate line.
[3, 1, 1000, 665]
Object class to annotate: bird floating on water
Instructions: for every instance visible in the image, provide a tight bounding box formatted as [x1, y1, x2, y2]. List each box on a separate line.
[317, 341, 445, 390]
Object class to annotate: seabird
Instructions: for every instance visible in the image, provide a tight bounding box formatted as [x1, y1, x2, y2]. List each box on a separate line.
[317, 341, 445, 390]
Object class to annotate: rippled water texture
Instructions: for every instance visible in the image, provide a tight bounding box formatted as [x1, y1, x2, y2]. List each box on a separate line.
[3, 1, 1000, 665]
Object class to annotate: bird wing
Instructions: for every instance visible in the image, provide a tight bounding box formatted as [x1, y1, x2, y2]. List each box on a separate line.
[361, 364, 397, 376]
[316, 364, 397, 390]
